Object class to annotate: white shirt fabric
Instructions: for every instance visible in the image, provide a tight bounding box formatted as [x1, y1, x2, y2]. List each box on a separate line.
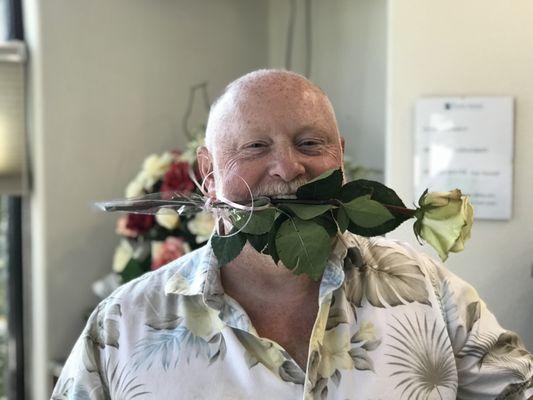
[52, 233, 533, 399]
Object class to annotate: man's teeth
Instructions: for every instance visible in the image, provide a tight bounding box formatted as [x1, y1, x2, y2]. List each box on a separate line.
[270, 194, 297, 199]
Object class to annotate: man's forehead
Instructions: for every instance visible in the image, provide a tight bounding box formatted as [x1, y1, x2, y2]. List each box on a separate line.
[220, 96, 335, 144]
[206, 70, 339, 150]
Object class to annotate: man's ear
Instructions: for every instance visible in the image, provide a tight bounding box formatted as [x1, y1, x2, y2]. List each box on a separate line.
[196, 146, 215, 194]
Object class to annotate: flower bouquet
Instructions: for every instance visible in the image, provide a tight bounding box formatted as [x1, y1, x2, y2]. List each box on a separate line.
[92, 142, 215, 299]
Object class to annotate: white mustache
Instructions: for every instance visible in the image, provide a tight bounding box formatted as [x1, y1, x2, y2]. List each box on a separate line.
[251, 177, 309, 197]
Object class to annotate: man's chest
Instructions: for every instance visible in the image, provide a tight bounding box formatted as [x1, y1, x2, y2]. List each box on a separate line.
[246, 302, 319, 370]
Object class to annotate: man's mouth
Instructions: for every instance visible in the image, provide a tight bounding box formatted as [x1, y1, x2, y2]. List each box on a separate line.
[267, 194, 297, 199]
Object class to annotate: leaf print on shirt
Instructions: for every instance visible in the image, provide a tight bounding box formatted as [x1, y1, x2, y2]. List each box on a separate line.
[350, 321, 382, 372]
[279, 360, 306, 385]
[51, 377, 73, 400]
[51, 381, 91, 400]
[233, 330, 298, 383]
[317, 327, 354, 379]
[178, 295, 225, 338]
[480, 332, 532, 381]
[385, 313, 457, 399]
[102, 359, 151, 399]
[344, 244, 430, 308]
[132, 324, 226, 371]
[132, 293, 226, 371]
[439, 275, 482, 354]
[495, 381, 533, 400]
[82, 336, 99, 373]
[88, 300, 122, 350]
[310, 377, 328, 400]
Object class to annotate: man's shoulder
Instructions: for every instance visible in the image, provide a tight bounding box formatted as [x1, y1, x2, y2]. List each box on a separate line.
[349, 233, 435, 263]
[124, 244, 206, 290]
[92, 244, 209, 318]
[346, 232, 444, 279]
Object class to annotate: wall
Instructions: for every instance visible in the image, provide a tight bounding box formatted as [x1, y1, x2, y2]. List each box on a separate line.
[268, 0, 387, 179]
[386, 0, 533, 349]
[22, 0, 268, 397]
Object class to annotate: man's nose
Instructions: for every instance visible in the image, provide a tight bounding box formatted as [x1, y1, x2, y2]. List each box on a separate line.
[268, 148, 305, 182]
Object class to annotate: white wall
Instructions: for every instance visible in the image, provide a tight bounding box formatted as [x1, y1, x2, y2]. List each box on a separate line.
[23, 0, 268, 397]
[268, 0, 387, 179]
[386, 0, 533, 350]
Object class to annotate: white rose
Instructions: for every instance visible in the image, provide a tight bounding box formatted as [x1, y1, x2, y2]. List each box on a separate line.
[155, 208, 180, 230]
[141, 152, 173, 189]
[134, 171, 153, 191]
[112, 240, 133, 273]
[187, 211, 216, 243]
[416, 189, 474, 261]
[125, 178, 144, 198]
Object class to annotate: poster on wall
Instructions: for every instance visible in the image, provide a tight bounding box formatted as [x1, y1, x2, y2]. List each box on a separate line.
[414, 97, 514, 220]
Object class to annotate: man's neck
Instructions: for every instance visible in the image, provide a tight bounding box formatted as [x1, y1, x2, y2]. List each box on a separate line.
[220, 243, 321, 303]
[220, 243, 321, 371]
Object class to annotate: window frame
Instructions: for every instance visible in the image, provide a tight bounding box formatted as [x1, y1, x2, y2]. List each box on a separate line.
[4, 0, 26, 398]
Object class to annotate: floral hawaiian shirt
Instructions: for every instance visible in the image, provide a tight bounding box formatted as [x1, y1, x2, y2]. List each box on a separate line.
[52, 233, 533, 399]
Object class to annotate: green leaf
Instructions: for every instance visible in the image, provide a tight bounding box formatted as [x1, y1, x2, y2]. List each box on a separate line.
[314, 213, 339, 237]
[343, 195, 394, 228]
[212, 230, 247, 266]
[275, 218, 331, 280]
[339, 181, 372, 202]
[120, 258, 149, 283]
[341, 179, 412, 236]
[334, 207, 350, 233]
[246, 233, 269, 254]
[417, 188, 429, 207]
[232, 209, 277, 235]
[296, 168, 343, 200]
[281, 203, 333, 220]
[266, 214, 288, 264]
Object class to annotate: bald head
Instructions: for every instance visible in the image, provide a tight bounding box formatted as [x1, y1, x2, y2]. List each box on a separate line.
[197, 69, 344, 201]
[205, 69, 339, 153]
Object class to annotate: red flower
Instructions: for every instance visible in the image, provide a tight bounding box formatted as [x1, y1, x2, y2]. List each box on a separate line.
[124, 214, 155, 235]
[151, 237, 190, 270]
[160, 161, 196, 193]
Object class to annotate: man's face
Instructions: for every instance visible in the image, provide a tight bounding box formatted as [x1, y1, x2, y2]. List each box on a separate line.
[200, 82, 344, 201]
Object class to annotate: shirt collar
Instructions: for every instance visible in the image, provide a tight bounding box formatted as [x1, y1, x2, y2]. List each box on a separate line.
[164, 243, 215, 297]
[165, 232, 361, 304]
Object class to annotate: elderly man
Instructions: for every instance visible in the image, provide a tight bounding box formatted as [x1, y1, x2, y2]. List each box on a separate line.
[53, 70, 532, 399]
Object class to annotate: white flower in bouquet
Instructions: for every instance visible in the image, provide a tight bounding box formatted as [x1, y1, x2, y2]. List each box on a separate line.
[140, 152, 174, 190]
[112, 239, 150, 272]
[155, 208, 181, 230]
[179, 133, 205, 165]
[112, 239, 134, 273]
[125, 178, 145, 198]
[187, 211, 216, 243]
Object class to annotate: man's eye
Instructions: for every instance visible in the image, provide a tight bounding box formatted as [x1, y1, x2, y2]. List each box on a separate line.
[299, 140, 320, 147]
[246, 142, 266, 149]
